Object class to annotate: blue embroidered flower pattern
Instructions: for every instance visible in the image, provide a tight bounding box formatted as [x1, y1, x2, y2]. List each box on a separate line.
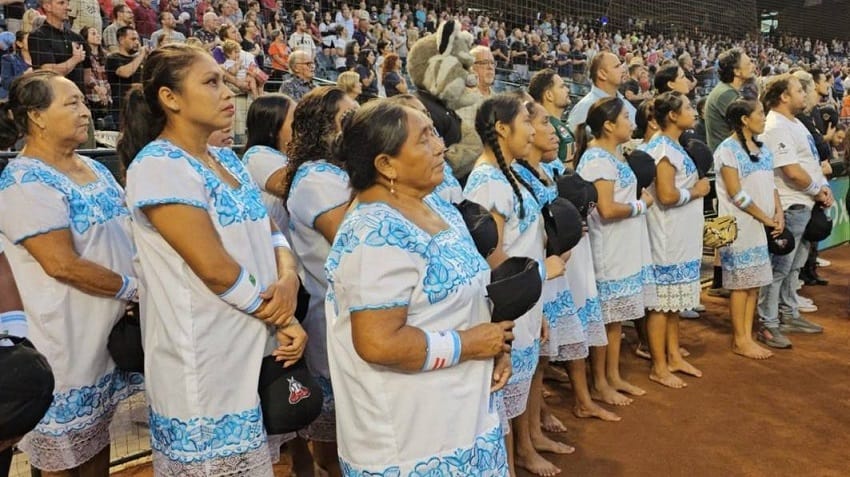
[509, 339, 541, 385]
[433, 162, 463, 203]
[641, 264, 657, 285]
[464, 164, 539, 234]
[653, 260, 701, 285]
[596, 270, 644, 301]
[542, 288, 577, 325]
[149, 406, 267, 463]
[577, 148, 636, 189]
[720, 245, 770, 271]
[512, 163, 556, 207]
[717, 139, 774, 177]
[339, 425, 506, 477]
[647, 135, 697, 177]
[37, 370, 144, 436]
[576, 296, 603, 328]
[290, 161, 348, 194]
[1, 157, 129, 236]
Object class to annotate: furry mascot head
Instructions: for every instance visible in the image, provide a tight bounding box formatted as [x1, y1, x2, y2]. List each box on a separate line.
[407, 20, 486, 180]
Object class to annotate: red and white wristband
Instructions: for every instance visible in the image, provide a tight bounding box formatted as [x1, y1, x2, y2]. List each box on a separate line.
[422, 330, 462, 371]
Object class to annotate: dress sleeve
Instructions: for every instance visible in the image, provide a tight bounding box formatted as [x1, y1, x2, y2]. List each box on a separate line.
[715, 142, 739, 171]
[288, 165, 350, 227]
[652, 140, 685, 171]
[577, 153, 617, 183]
[126, 152, 208, 210]
[244, 149, 287, 193]
[463, 171, 515, 220]
[0, 174, 70, 244]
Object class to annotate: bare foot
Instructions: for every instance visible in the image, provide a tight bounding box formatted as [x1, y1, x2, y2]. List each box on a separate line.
[634, 344, 651, 360]
[531, 433, 575, 455]
[668, 358, 703, 377]
[609, 377, 646, 397]
[591, 385, 633, 406]
[573, 402, 621, 422]
[516, 449, 562, 477]
[544, 364, 571, 383]
[541, 412, 568, 433]
[732, 340, 773, 360]
[649, 369, 687, 389]
[679, 346, 690, 357]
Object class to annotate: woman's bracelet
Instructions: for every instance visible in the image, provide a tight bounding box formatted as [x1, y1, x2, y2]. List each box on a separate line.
[219, 266, 263, 314]
[271, 230, 289, 249]
[802, 180, 822, 197]
[629, 199, 647, 217]
[115, 275, 139, 302]
[422, 330, 462, 372]
[675, 187, 691, 207]
[732, 190, 753, 209]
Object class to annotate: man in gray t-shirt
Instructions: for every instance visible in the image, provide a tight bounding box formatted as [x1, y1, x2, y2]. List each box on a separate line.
[704, 48, 755, 152]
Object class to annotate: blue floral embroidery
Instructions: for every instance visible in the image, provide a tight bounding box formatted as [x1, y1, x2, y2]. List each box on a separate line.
[511, 163, 556, 207]
[647, 135, 697, 177]
[577, 148, 636, 189]
[37, 370, 143, 436]
[509, 339, 541, 386]
[2, 157, 130, 236]
[576, 296, 602, 328]
[596, 270, 644, 301]
[339, 425, 507, 477]
[542, 288, 577, 325]
[464, 164, 539, 234]
[720, 245, 770, 271]
[149, 406, 267, 464]
[641, 264, 657, 285]
[432, 162, 463, 203]
[653, 260, 701, 285]
[541, 160, 566, 178]
[290, 160, 348, 194]
[717, 138, 774, 177]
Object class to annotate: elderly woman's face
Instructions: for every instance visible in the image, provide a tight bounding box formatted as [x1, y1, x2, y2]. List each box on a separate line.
[36, 77, 90, 145]
[388, 109, 445, 192]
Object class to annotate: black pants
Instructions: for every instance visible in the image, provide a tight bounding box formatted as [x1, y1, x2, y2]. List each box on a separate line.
[0, 447, 12, 477]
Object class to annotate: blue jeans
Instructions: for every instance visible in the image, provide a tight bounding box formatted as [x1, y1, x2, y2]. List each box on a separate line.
[758, 205, 812, 327]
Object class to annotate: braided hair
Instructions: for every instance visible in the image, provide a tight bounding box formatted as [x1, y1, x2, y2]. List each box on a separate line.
[725, 99, 764, 162]
[475, 94, 530, 219]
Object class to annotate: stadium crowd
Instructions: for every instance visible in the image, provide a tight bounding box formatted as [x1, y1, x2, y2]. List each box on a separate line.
[0, 1, 848, 477]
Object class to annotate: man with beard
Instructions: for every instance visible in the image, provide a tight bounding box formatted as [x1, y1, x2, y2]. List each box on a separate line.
[529, 68, 574, 164]
[107, 26, 147, 123]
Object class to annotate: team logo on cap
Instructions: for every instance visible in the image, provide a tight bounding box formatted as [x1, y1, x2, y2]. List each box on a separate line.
[287, 376, 311, 404]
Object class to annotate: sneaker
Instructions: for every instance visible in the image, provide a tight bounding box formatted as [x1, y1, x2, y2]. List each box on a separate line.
[679, 309, 700, 319]
[757, 325, 792, 349]
[797, 295, 815, 307]
[693, 303, 706, 312]
[816, 257, 831, 267]
[707, 287, 731, 298]
[780, 316, 824, 334]
[798, 300, 818, 313]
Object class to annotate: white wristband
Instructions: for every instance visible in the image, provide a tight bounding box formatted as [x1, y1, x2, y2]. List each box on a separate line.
[732, 190, 753, 209]
[0, 310, 28, 340]
[271, 231, 289, 249]
[676, 188, 691, 206]
[802, 180, 821, 197]
[219, 267, 263, 314]
[629, 200, 646, 217]
[115, 275, 139, 302]
[422, 330, 461, 371]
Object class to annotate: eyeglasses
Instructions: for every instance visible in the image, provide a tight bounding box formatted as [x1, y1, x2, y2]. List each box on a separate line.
[296, 62, 315, 67]
[474, 60, 496, 66]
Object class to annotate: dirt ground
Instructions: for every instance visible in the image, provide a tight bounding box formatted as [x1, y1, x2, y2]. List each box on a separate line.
[113, 244, 850, 477]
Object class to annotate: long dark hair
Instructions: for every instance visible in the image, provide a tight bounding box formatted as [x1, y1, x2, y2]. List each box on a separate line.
[116, 44, 208, 166]
[572, 96, 625, 166]
[653, 65, 680, 93]
[79, 26, 105, 63]
[475, 93, 529, 219]
[245, 94, 295, 151]
[0, 71, 58, 149]
[333, 101, 410, 191]
[725, 99, 764, 162]
[653, 90, 687, 129]
[282, 86, 350, 205]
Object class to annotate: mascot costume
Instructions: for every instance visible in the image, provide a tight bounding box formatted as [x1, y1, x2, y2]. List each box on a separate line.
[407, 19, 487, 182]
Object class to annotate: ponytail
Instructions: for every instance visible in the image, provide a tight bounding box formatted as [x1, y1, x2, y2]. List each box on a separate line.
[572, 123, 590, 168]
[117, 86, 166, 167]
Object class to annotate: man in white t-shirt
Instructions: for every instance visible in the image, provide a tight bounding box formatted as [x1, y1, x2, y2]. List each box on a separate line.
[288, 18, 317, 59]
[757, 74, 834, 349]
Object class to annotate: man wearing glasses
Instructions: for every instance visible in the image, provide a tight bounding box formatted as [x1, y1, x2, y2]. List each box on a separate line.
[279, 50, 315, 101]
[470, 45, 496, 97]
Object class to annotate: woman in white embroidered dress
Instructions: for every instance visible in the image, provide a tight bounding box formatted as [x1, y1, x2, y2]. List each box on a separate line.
[715, 99, 782, 360]
[325, 100, 513, 476]
[242, 94, 297, 236]
[576, 96, 656, 404]
[644, 91, 711, 389]
[464, 94, 564, 477]
[0, 71, 143, 476]
[281, 86, 359, 477]
[118, 45, 306, 476]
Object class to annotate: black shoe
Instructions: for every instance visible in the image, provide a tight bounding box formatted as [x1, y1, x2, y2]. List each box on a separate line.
[799, 270, 828, 286]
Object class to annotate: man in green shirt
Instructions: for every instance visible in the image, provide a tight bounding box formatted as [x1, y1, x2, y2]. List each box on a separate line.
[529, 69, 574, 165]
[704, 48, 755, 151]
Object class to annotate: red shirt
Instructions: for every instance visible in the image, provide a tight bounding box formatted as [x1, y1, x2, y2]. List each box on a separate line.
[132, 4, 158, 39]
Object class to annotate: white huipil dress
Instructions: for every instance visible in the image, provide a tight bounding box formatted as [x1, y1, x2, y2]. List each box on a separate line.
[0, 156, 143, 471]
[511, 161, 588, 362]
[324, 195, 507, 476]
[714, 137, 776, 290]
[286, 159, 350, 442]
[463, 162, 544, 420]
[644, 135, 705, 312]
[432, 161, 464, 204]
[126, 140, 276, 476]
[242, 145, 291, 238]
[577, 147, 658, 323]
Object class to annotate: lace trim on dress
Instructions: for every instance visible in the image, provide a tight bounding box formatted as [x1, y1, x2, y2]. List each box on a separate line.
[647, 281, 700, 313]
[601, 293, 647, 324]
[152, 444, 274, 477]
[19, 412, 111, 472]
[723, 263, 773, 290]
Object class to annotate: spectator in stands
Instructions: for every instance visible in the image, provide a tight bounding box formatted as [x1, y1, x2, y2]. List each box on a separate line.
[279, 49, 315, 101]
[622, 63, 650, 107]
[529, 69, 573, 164]
[132, 0, 157, 40]
[28, 0, 90, 95]
[213, 23, 241, 63]
[267, 29, 288, 86]
[195, 11, 221, 50]
[222, 40, 261, 98]
[79, 26, 112, 127]
[220, 0, 243, 26]
[490, 28, 510, 75]
[107, 26, 147, 124]
[336, 70, 362, 100]
[678, 52, 699, 98]
[470, 45, 496, 97]
[102, 4, 135, 53]
[567, 52, 634, 134]
[381, 53, 405, 97]
[569, 38, 588, 89]
[0, 69, 143, 477]
[289, 17, 317, 59]
[150, 11, 187, 47]
[335, 3, 355, 37]
[0, 31, 32, 101]
[355, 47, 378, 103]
[353, 16, 372, 49]
[69, 0, 102, 34]
[509, 28, 528, 81]
[757, 74, 833, 349]
[654, 64, 691, 95]
[2, 0, 27, 34]
[239, 20, 264, 64]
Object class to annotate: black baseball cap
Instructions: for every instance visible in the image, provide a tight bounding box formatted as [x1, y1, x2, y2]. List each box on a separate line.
[486, 257, 543, 322]
[258, 357, 323, 434]
[0, 336, 55, 440]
